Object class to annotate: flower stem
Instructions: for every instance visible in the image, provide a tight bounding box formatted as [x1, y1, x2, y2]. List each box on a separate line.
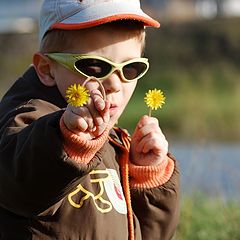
[148, 108, 152, 117]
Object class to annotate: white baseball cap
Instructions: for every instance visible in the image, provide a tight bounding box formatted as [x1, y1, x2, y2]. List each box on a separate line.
[39, 0, 160, 41]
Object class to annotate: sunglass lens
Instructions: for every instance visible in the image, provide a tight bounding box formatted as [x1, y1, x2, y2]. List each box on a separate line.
[123, 62, 148, 80]
[75, 59, 111, 78]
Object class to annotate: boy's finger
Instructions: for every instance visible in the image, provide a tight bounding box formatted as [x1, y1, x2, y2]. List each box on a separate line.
[64, 111, 88, 132]
[137, 115, 159, 129]
[93, 121, 109, 136]
[67, 105, 96, 131]
[133, 122, 162, 142]
[137, 134, 168, 155]
[91, 102, 110, 137]
[91, 89, 105, 111]
[73, 90, 103, 127]
[101, 100, 110, 123]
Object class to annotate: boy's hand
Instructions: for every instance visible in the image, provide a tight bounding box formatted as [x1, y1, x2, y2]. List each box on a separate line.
[130, 115, 168, 166]
[63, 85, 110, 140]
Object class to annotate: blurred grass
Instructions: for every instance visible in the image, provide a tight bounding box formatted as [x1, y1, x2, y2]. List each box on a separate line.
[120, 62, 240, 141]
[0, 17, 240, 141]
[173, 194, 240, 240]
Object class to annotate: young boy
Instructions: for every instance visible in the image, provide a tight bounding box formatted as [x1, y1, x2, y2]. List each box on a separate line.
[0, 0, 179, 239]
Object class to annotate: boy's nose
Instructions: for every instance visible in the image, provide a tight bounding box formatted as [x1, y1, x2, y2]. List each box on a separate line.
[102, 71, 122, 94]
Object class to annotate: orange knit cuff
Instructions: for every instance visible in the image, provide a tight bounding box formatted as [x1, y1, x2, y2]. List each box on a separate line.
[129, 156, 175, 189]
[59, 116, 109, 164]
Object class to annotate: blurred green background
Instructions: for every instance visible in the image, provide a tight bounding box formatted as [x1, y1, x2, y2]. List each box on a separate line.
[0, 1, 240, 239]
[121, 17, 240, 142]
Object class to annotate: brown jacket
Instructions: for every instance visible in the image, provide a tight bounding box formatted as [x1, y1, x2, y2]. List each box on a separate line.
[0, 67, 180, 240]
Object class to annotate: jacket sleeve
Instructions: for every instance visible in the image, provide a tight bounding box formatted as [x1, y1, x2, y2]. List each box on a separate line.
[130, 157, 180, 240]
[0, 99, 104, 217]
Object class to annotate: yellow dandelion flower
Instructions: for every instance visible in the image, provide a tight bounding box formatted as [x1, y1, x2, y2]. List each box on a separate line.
[66, 84, 90, 107]
[144, 89, 165, 116]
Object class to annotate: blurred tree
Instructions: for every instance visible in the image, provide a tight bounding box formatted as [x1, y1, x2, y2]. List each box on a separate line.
[215, 0, 225, 16]
[141, 0, 167, 8]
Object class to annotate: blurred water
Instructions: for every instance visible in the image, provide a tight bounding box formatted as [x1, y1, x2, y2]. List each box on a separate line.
[170, 142, 240, 200]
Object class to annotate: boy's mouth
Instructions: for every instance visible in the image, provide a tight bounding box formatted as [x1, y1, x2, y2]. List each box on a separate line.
[109, 103, 118, 116]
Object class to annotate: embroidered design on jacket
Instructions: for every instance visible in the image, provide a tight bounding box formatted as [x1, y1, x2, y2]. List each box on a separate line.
[68, 169, 127, 214]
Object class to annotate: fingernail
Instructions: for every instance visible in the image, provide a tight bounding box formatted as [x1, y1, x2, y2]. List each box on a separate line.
[90, 126, 97, 132]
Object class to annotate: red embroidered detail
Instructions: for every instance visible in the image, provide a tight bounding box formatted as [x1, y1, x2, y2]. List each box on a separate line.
[114, 184, 123, 200]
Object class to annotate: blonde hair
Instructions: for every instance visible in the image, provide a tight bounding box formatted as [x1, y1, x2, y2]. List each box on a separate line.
[40, 20, 146, 54]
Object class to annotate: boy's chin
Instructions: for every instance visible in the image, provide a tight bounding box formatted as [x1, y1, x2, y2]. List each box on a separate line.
[109, 116, 119, 128]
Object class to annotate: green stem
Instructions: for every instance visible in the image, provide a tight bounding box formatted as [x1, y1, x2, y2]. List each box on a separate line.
[148, 108, 152, 117]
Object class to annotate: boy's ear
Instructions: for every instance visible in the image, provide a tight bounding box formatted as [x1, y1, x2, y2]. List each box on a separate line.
[33, 53, 56, 87]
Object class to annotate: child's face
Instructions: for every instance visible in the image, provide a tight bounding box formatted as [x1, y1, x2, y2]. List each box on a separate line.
[50, 27, 143, 127]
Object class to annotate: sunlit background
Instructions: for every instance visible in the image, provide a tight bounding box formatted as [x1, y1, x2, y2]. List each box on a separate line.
[0, 0, 240, 239]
